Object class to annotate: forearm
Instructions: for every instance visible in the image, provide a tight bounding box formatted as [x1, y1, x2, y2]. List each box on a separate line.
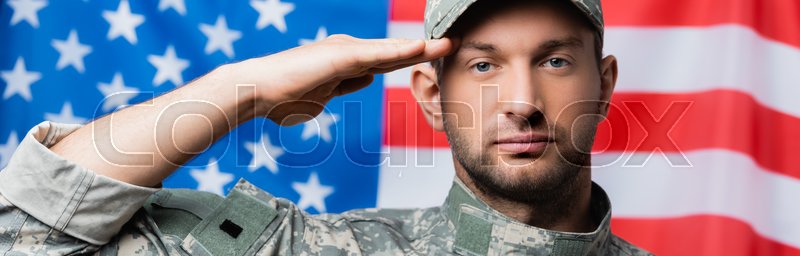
[50, 64, 259, 187]
[46, 37, 452, 188]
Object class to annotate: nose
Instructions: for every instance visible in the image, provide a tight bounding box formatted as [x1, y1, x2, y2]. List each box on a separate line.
[497, 64, 541, 119]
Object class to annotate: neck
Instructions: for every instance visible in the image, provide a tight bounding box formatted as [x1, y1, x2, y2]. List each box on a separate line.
[455, 166, 595, 233]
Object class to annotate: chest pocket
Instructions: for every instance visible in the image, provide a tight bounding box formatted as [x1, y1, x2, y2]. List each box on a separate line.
[143, 189, 224, 239]
[181, 189, 279, 256]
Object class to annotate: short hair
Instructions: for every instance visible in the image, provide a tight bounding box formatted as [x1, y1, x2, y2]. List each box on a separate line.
[431, 0, 604, 85]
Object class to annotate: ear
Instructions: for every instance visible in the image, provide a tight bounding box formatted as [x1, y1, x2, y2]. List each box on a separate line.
[598, 55, 618, 118]
[410, 63, 445, 131]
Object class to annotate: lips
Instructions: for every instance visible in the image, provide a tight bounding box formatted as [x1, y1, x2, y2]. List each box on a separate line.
[494, 133, 553, 154]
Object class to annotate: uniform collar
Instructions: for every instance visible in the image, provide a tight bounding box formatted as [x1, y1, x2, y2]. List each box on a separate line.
[441, 177, 614, 255]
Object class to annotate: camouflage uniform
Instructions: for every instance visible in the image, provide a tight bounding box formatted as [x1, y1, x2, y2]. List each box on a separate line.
[0, 1, 652, 254]
[0, 123, 651, 255]
[424, 0, 605, 40]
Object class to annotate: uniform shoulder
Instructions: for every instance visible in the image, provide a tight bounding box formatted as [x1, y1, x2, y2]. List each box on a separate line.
[317, 207, 445, 237]
[608, 234, 654, 256]
[320, 207, 441, 225]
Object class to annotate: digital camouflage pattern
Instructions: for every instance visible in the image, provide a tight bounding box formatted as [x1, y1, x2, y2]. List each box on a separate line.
[424, 0, 605, 39]
[0, 175, 651, 255]
[0, 0, 651, 253]
[0, 121, 650, 255]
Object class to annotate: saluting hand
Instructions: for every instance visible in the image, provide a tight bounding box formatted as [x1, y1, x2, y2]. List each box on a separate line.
[227, 34, 456, 125]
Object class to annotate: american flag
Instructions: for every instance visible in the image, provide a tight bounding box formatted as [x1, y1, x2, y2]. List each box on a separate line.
[0, 0, 798, 255]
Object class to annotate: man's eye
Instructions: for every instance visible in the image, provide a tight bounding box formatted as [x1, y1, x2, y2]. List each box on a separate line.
[473, 62, 492, 72]
[544, 58, 570, 68]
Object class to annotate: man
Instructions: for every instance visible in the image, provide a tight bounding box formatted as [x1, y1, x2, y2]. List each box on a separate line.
[0, 0, 651, 255]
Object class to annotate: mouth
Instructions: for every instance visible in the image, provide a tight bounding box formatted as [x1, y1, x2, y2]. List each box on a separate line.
[494, 133, 554, 155]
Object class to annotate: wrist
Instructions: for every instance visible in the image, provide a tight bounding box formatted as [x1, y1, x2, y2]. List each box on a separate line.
[202, 63, 263, 125]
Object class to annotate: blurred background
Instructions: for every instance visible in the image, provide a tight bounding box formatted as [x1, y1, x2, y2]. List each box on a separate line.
[1, 0, 798, 255]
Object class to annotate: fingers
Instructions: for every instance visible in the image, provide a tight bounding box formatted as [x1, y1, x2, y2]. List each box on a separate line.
[352, 37, 456, 71]
[373, 38, 458, 69]
[367, 65, 411, 75]
[351, 37, 425, 67]
[335, 74, 374, 96]
[303, 73, 374, 99]
[305, 35, 457, 81]
[330, 38, 456, 79]
[328, 38, 455, 95]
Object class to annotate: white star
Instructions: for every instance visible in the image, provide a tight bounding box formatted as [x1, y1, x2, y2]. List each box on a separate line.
[45, 102, 87, 124]
[7, 0, 47, 28]
[301, 112, 338, 143]
[292, 172, 334, 213]
[190, 158, 235, 196]
[148, 45, 189, 87]
[158, 0, 186, 16]
[250, 0, 294, 33]
[199, 16, 242, 58]
[244, 133, 284, 174]
[0, 131, 20, 169]
[102, 0, 145, 44]
[299, 26, 327, 46]
[51, 30, 92, 73]
[1, 57, 41, 102]
[98, 73, 139, 112]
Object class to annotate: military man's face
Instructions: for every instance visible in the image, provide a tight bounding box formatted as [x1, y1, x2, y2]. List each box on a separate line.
[437, 2, 614, 201]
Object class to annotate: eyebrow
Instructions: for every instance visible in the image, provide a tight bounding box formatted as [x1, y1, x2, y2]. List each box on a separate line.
[460, 41, 499, 54]
[538, 36, 584, 52]
[457, 36, 585, 56]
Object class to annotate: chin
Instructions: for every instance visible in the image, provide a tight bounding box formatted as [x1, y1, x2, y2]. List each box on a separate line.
[495, 156, 573, 184]
[496, 150, 554, 170]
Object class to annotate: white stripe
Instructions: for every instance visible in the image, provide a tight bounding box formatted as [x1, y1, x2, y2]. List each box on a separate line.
[384, 22, 800, 117]
[593, 150, 800, 248]
[606, 25, 800, 117]
[384, 67, 413, 88]
[376, 147, 455, 208]
[388, 21, 426, 40]
[385, 22, 425, 88]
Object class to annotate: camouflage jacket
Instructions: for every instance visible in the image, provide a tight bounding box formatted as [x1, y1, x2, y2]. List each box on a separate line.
[0, 122, 652, 255]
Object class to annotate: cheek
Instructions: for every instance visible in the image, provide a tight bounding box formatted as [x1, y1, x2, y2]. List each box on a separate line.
[550, 100, 603, 140]
[539, 79, 603, 128]
[440, 88, 481, 135]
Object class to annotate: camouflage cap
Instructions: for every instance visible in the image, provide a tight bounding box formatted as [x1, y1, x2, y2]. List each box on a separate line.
[424, 0, 604, 39]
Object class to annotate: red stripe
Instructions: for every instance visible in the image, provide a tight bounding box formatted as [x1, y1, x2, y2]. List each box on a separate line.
[612, 215, 800, 256]
[383, 87, 800, 180]
[383, 88, 450, 148]
[389, 0, 426, 21]
[597, 90, 800, 179]
[389, 0, 800, 48]
[604, 0, 800, 48]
